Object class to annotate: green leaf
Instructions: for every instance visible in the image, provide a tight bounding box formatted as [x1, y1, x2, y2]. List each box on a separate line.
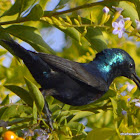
[1, 95, 9, 105]
[1, 0, 21, 17]
[0, 49, 7, 56]
[0, 66, 7, 80]
[1, 0, 37, 17]
[110, 97, 117, 119]
[76, 21, 108, 52]
[58, 115, 68, 125]
[0, 27, 17, 56]
[69, 111, 94, 122]
[86, 128, 116, 140]
[58, 0, 71, 6]
[134, 0, 140, 19]
[69, 17, 108, 52]
[8, 117, 32, 126]
[0, 26, 13, 40]
[56, 17, 108, 52]
[67, 122, 85, 134]
[118, 1, 139, 27]
[58, 27, 81, 42]
[0, 105, 32, 121]
[0, 106, 18, 121]
[4, 25, 55, 54]
[25, 4, 44, 21]
[4, 85, 33, 107]
[0, 107, 7, 118]
[32, 101, 37, 124]
[24, 77, 44, 113]
[134, 135, 140, 140]
[119, 85, 127, 93]
[39, 0, 50, 9]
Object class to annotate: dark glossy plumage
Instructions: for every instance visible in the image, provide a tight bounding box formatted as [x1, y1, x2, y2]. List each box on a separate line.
[2, 40, 140, 106]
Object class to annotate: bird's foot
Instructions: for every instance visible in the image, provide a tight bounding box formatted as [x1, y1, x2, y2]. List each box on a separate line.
[43, 101, 54, 131]
[40, 89, 54, 131]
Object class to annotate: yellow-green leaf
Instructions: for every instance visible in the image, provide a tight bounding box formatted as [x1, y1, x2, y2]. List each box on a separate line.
[5, 85, 33, 107]
[25, 4, 44, 21]
[69, 111, 94, 122]
[86, 128, 116, 140]
[24, 77, 44, 113]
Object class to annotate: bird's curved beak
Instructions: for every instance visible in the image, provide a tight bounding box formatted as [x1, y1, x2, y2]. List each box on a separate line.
[131, 73, 140, 89]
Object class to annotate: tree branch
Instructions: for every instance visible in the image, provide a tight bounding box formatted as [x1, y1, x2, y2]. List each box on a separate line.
[45, 0, 131, 17]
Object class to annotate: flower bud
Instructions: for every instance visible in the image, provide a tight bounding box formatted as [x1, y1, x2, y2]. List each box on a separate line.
[103, 6, 109, 14]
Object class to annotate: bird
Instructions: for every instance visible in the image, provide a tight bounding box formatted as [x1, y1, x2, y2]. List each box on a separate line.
[1, 39, 140, 106]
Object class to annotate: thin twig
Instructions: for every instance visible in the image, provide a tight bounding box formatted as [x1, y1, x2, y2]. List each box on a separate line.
[45, 0, 131, 17]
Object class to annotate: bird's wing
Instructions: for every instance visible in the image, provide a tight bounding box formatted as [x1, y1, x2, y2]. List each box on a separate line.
[37, 53, 108, 92]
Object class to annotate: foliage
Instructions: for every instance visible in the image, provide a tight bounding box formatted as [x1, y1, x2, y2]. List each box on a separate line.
[0, 0, 140, 139]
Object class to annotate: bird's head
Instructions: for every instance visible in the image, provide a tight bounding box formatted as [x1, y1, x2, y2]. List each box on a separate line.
[95, 48, 140, 88]
[117, 49, 140, 89]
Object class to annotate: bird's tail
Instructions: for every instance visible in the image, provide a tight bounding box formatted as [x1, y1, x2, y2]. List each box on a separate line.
[1, 39, 32, 60]
[1, 39, 52, 88]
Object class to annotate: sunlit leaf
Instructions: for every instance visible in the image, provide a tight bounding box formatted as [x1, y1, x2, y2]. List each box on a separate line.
[0, 66, 7, 80]
[39, 0, 50, 9]
[58, 0, 70, 6]
[75, 18, 108, 52]
[0, 49, 7, 56]
[118, 1, 139, 27]
[67, 122, 85, 134]
[1, 95, 9, 105]
[69, 111, 94, 122]
[0, 105, 32, 121]
[32, 101, 37, 124]
[110, 97, 117, 119]
[133, 0, 140, 19]
[119, 85, 127, 93]
[24, 77, 44, 113]
[4, 85, 33, 107]
[25, 4, 44, 21]
[58, 26, 81, 43]
[1, 0, 37, 17]
[86, 128, 116, 140]
[56, 17, 108, 52]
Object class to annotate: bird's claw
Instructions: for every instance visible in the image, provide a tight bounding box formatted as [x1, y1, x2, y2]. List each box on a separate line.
[43, 101, 54, 131]
[41, 89, 54, 131]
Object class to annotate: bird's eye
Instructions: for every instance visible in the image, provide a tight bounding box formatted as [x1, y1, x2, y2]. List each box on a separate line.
[129, 63, 133, 68]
